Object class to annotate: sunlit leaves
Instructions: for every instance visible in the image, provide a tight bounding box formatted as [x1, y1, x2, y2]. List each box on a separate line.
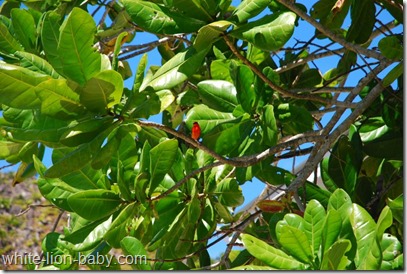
[122, 0, 206, 34]
[0, 63, 49, 108]
[80, 70, 124, 113]
[230, 12, 296, 51]
[149, 139, 178, 195]
[57, 8, 101, 85]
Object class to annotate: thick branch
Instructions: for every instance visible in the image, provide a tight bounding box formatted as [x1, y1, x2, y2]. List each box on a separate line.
[287, 63, 391, 192]
[136, 119, 324, 168]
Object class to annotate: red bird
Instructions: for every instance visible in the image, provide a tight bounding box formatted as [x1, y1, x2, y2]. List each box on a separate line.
[191, 122, 201, 141]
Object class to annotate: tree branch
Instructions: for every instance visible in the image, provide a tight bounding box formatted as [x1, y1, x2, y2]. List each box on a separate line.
[275, 0, 387, 61]
[287, 62, 391, 192]
[223, 35, 358, 109]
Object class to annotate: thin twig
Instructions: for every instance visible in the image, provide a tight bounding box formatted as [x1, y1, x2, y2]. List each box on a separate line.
[223, 35, 357, 109]
[275, 0, 387, 61]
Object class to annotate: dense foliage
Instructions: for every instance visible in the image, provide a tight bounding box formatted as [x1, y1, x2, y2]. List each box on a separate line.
[0, 0, 403, 270]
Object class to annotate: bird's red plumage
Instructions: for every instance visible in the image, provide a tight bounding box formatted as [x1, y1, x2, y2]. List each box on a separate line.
[191, 122, 201, 141]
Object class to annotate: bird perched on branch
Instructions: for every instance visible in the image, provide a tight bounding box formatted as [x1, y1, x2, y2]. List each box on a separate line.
[191, 122, 201, 141]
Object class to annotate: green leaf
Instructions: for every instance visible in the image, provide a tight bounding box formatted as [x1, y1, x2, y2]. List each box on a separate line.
[235, 65, 257, 114]
[231, 0, 270, 23]
[303, 199, 326, 257]
[193, 21, 233, 51]
[170, 0, 214, 21]
[0, 141, 24, 163]
[58, 7, 101, 84]
[320, 209, 342, 257]
[375, 206, 393, 242]
[45, 125, 114, 178]
[293, 68, 322, 88]
[104, 202, 138, 248]
[215, 178, 244, 207]
[129, 91, 161, 119]
[382, 62, 403, 87]
[387, 195, 403, 224]
[262, 105, 278, 146]
[197, 80, 238, 112]
[80, 70, 124, 113]
[276, 214, 313, 264]
[320, 239, 351, 270]
[67, 189, 122, 221]
[140, 46, 209, 91]
[327, 127, 362, 196]
[276, 103, 313, 135]
[0, 63, 49, 108]
[230, 11, 296, 51]
[0, 19, 23, 54]
[60, 116, 114, 147]
[10, 9, 36, 53]
[41, 11, 62, 73]
[380, 233, 403, 270]
[202, 115, 254, 155]
[346, 0, 376, 44]
[241, 234, 306, 270]
[14, 51, 61, 79]
[122, 0, 206, 34]
[35, 79, 86, 120]
[350, 203, 381, 270]
[185, 104, 234, 133]
[149, 139, 178, 194]
[120, 236, 151, 270]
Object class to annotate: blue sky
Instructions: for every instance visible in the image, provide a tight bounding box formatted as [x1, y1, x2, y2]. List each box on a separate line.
[0, 0, 402, 260]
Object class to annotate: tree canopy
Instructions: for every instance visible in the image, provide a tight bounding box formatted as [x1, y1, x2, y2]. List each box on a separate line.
[0, 0, 403, 270]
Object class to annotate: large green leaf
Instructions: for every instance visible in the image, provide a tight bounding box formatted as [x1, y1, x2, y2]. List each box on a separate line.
[193, 21, 233, 51]
[0, 19, 23, 54]
[140, 46, 209, 91]
[148, 139, 178, 195]
[170, 0, 214, 21]
[235, 65, 257, 114]
[276, 103, 314, 135]
[185, 104, 235, 133]
[35, 79, 86, 120]
[215, 178, 244, 207]
[80, 70, 124, 113]
[122, 0, 206, 34]
[320, 239, 351, 270]
[10, 9, 36, 53]
[231, 0, 270, 23]
[262, 105, 278, 146]
[41, 11, 62, 73]
[303, 199, 326, 257]
[0, 63, 49, 108]
[346, 0, 376, 44]
[320, 209, 342, 258]
[67, 189, 122, 221]
[57, 7, 101, 85]
[104, 202, 138, 248]
[202, 115, 254, 155]
[197, 80, 238, 112]
[120, 236, 151, 270]
[15, 51, 61, 79]
[230, 11, 296, 51]
[2, 109, 73, 146]
[350, 203, 382, 270]
[276, 214, 313, 264]
[241, 234, 307, 270]
[45, 125, 114, 178]
[33, 155, 77, 211]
